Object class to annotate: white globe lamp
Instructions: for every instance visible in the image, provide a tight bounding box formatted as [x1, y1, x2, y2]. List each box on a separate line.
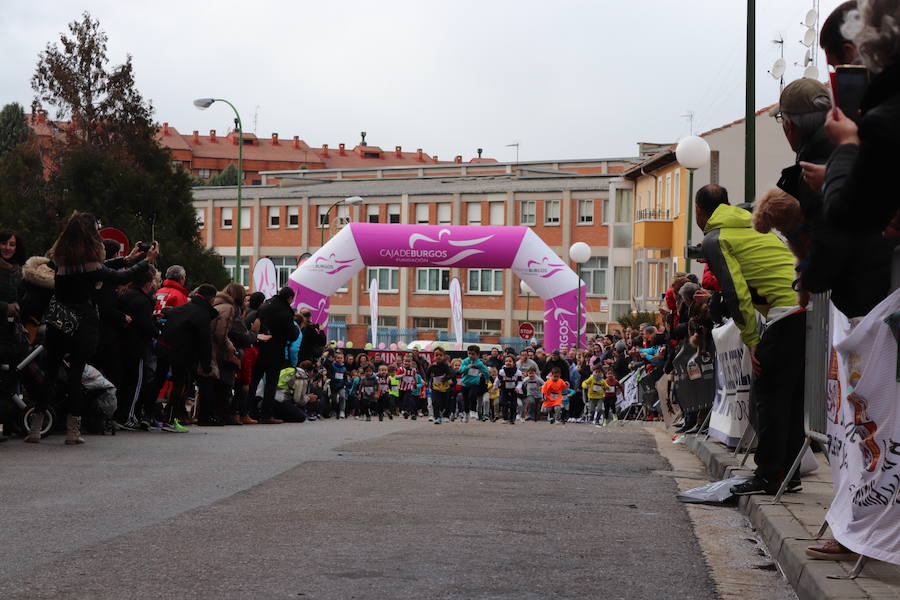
[675, 135, 711, 271]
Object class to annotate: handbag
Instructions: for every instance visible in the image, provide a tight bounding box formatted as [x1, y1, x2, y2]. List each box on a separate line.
[45, 298, 79, 336]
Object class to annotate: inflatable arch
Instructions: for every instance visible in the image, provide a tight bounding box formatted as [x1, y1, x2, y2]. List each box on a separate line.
[288, 223, 586, 351]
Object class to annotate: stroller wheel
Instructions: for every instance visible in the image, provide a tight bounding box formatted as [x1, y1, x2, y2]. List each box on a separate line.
[23, 407, 53, 438]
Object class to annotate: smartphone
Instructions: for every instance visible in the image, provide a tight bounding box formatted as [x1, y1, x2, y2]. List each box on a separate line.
[685, 245, 705, 260]
[830, 65, 869, 122]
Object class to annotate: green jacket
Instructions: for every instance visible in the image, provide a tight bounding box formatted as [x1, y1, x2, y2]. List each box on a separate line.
[701, 204, 797, 348]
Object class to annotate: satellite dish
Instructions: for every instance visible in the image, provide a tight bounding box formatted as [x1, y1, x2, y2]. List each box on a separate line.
[804, 49, 813, 66]
[804, 65, 820, 79]
[770, 58, 786, 79]
[802, 27, 816, 47]
[804, 8, 818, 27]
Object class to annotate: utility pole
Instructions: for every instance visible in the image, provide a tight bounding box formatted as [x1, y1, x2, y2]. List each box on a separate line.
[745, 0, 756, 205]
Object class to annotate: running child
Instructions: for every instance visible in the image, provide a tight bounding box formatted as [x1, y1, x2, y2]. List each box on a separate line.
[375, 364, 393, 421]
[496, 356, 522, 424]
[581, 364, 610, 424]
[518, 366, 544, 422]
[358, 365, 377, 422]
[541, 367, 569, 424]
[459, 345, 490, 423]
[426, 347, 454, 425]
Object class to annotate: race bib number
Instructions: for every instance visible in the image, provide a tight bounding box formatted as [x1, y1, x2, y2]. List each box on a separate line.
[550, 392, 561, 401]
[363, 387, 374, 395]
[379, 384, 388, 392]
[403, 376, 413, 384]
[468, 367, 481, 377]
[592, 384, 603, 393]
[335, 372, 344, 380]
[504, 381, 516, 389]
[527, 383, 539, 395]
[433, 375, 444, 384]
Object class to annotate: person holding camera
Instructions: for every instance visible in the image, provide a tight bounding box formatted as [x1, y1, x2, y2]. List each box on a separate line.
[297, 309, 326, 364]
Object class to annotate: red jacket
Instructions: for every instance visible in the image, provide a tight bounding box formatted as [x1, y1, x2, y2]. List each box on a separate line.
[154, 279, 189, 316]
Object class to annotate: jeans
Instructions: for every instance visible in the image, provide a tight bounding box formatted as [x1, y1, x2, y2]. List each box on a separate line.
[331, 387, 346, 416]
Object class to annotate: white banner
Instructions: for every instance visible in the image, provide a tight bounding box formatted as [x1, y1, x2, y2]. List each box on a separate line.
[369, 278, 378, 348]
[617, 370, 638, 413]
[826, 289, 900, 565]
[252, 257, 278, 299]
[449, 277, 463, 350]
[708, 319, 752, 447]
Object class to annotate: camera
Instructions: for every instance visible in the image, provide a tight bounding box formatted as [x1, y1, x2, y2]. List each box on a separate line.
[685, 245, 705, 260]
[137, 241, 154, 252]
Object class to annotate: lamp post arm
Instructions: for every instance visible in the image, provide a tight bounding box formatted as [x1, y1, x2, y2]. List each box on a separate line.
[321, 197, 345, 246]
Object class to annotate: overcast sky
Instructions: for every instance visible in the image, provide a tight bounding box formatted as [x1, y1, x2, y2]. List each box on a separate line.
[1, 0, 843, 161]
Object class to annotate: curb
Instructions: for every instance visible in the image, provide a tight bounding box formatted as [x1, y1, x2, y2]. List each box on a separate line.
[683, 433, 891, 600]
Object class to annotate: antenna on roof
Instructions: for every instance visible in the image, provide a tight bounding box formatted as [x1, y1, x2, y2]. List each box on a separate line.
[505, 142, 520, 167]
[252, 105, 259, 134]
[681, 111, 695, 135]
[770, 36, 786, 94]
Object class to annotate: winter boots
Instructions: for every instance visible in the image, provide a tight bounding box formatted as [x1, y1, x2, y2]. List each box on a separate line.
[65, 415, 84, 445]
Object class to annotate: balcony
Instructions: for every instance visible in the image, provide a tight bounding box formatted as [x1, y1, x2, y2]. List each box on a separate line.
[634, 208, 671, 222]
[633, 220, 673, 249]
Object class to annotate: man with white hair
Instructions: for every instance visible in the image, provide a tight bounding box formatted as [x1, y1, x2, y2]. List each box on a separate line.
[154, 264, 189, 318]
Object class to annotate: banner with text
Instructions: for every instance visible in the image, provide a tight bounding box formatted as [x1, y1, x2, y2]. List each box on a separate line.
[709, 320, 752, 447]
[826, 289, 900, 566]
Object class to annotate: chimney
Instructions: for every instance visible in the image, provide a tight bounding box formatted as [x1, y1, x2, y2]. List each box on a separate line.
[162, 122, 169, 136]
[321, 144, 329, 157]
[416, 148, 423, 162]
[433, 155, 438, 162]
[209, 129, 217, 142]
[231, 132, 239, 145]
[293, 135, 300, 149]
[339, 143, 346, 156]
[192, 130, 200, 144]
[36, 110, 47, 124]
[271, 133, 279, 145]
[477, 148, 483, 158]
[395, 145, 402, 158]
[360, 131, 367, 146]
[454, 155, 462, 164]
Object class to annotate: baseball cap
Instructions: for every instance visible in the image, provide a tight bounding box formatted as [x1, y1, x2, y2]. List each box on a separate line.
[769, 78, 832, 116]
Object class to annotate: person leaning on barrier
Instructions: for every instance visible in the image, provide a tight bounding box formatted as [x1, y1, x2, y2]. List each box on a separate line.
[692, 185, 807, 496]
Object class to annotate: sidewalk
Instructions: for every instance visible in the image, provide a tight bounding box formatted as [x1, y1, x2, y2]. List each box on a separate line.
[683, 432, 900, 600]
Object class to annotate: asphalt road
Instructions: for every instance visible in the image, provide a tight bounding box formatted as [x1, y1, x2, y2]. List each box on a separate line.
[0, 420, 718, 599]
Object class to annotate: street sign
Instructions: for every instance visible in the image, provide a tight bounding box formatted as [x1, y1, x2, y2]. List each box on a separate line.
[519, 322, 535, 340]
[98, 227, 129, 258]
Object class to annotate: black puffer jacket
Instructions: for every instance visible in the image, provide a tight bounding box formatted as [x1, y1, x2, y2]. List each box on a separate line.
[117, 286, 158, 358]
[257, 295, 300, 366]
[825, 60, 900, 235]
[157, 295, 217, 371]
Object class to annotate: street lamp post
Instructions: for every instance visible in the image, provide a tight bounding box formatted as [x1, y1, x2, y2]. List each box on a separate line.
[520, 280, 533, 322]
[675, 136, 711, 272]
[568, 242, 591, 351]
[194, 97, 245, 284]
[321, 196, 364, 247]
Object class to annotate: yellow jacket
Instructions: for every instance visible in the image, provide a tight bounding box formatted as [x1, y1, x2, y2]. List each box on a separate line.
[581, 375, 610, 400]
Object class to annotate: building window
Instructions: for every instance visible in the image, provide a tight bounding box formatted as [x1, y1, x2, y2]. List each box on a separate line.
[520, 200, 536, 225]
[336, 204, 350, 229]
[196, 208, 205, 229]
[489, 202, 504, 225]
[416, 268, 450, 293]
[544, 199, 560, 225]
[675, 172, 683, 216]
[465, 318, 502, 336]
[613, 266, 631, 302]
[363, 315, 398, 327]
[366, 267, 399, 292]
[221, 207, 233, 229]
[268, 206, 280, 228]
[367, 204, 380, 223]
[615, 189, 633, 222]
[388, 204, 401, 224]
[613, 224, 632, 247]
[468, 269, 503, 294]
[437, 203, 452, 225]
[240, 207, 251, 230]
[665, 174, 672, 218]
[198, 168, 211, 179]
[318, 205, 329, 228]
[287, 206, 299, 228]
[415, 204, 429, 224]
[412, 317, 448, 331]
[579, 199, 595, 224]
[466, 202, 481, 225]
[710, 150, 720, 185]
[269, 256, 296, 288]
[656, 178, 663, 213]
[223, 255, 250, 285]
[581, 256, 608, 296]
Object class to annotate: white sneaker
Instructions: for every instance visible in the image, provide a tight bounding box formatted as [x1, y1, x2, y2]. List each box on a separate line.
[340, 411, 346, 419]
[428, 416, 433, 422]
[469, 411, 477, 420]
[463, 413, 469, 423]
[602, 418, 609, 426]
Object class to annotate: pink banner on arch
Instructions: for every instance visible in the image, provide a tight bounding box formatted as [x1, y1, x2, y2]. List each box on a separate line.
[543, 287, 586, 351]
[350, 223, 527, 268]
[289, 279, 331, 329]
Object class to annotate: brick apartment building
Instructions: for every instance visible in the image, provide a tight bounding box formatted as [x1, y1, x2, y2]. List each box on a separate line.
[191, 157, 641, 344]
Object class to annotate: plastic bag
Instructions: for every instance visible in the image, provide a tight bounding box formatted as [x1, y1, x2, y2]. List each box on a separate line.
[677, 476, 752, 504]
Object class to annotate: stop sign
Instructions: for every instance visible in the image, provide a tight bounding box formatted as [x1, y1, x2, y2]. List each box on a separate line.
[519, 322, 535, 340]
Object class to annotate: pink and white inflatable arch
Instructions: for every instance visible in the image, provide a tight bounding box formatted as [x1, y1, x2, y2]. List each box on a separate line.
[288, 223, 586, 351]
